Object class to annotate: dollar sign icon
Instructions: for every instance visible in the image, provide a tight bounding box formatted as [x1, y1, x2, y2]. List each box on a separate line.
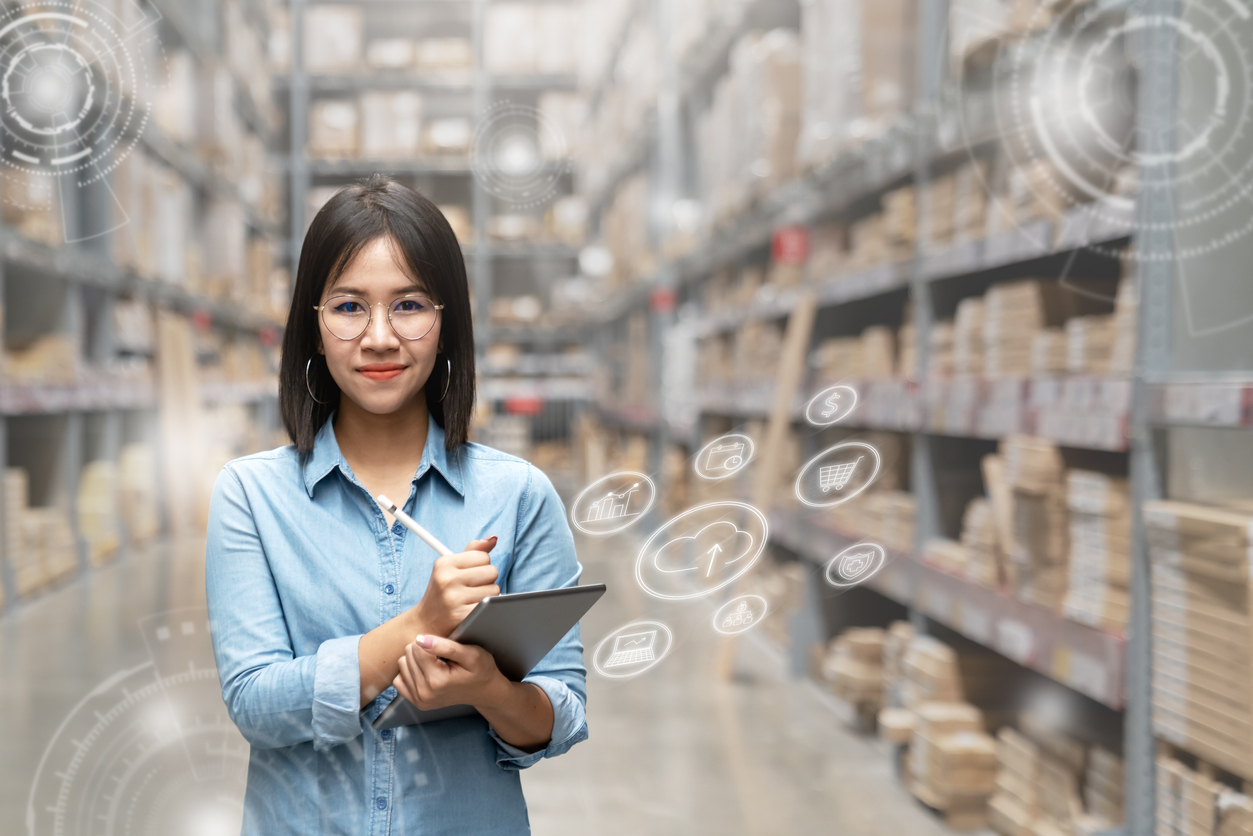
[821, 391, 841, 418]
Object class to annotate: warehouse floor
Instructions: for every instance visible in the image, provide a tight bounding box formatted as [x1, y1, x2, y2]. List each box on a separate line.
[0, 533, 972, 836]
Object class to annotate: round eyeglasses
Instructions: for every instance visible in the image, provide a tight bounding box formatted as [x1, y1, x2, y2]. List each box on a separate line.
[314, 294, 444, 341]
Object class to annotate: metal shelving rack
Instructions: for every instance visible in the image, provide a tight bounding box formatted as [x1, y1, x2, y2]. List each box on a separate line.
[0, 0, 285, 612]
[578, 0, 1253, 831]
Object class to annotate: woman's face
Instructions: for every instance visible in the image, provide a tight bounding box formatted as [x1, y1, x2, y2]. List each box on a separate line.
[318, 236, 442, 415]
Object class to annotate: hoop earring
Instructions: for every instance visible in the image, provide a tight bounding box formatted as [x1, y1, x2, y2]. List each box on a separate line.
[434, 357, 451, 403]
[306, 357, 330, 405]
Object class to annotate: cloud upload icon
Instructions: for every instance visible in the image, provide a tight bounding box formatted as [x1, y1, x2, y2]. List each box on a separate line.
[634, 501, 770, 600]
[651, 521, 755, 577]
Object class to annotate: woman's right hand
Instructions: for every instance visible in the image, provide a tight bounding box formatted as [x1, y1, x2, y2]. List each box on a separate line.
[411, 536, 499, 637]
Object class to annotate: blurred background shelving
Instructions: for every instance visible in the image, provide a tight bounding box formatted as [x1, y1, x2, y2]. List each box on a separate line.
[2, 0, 1252, 834]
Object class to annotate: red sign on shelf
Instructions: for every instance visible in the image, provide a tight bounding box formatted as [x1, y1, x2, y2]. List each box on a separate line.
[504, 395, 544, 416]
[771, 226, 810, 265]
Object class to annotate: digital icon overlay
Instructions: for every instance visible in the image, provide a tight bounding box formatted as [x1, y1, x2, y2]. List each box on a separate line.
[570, 471, 657, 535]
[592, 620, 673, 679]
[804, 385, 859, 426]
[794, 441, 881, 508]
[694, 433, 755, 480]
[824, 542, 888, 589]
[635, 501, 769, 600]
[712, 595, 768, 636]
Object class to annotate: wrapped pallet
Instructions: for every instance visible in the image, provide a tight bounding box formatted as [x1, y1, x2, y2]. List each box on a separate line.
[77, 461, 121, 568]
[1062, 470, 1131, 632]
[1144, 501, 1253, 780]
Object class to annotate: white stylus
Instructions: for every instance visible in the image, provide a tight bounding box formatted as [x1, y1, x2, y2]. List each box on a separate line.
[376, 494, 454, 557]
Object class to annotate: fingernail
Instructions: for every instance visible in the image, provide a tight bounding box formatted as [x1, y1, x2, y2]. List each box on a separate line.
[489, 535, 498, 543]
[417, 635, 435, 649]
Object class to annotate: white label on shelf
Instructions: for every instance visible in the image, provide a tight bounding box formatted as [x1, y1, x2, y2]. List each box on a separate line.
[997, 620, 1035, 664]
[1065, 650, 1111, 702]
[961, 605, 993, 644]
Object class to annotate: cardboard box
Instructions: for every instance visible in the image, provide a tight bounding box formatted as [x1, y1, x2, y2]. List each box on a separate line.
[309, 100, 359, 158]
[304, 5, 363, 73]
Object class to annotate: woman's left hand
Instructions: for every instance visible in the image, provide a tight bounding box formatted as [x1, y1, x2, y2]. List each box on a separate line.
[393, 635, 508, 711]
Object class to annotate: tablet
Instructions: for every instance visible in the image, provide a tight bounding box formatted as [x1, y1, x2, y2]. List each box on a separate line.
[372, 583, 607, 729]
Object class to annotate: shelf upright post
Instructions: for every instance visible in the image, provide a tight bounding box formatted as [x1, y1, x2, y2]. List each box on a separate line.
[289, 0, 310, 277]
[0, 258, 11, 608]
[649, 0, 681, 481]
[908, 0, 950, 631]
[1124, 0, 1181, 830]
[471, 0, 493, 363]
[64, 282, 87, 570]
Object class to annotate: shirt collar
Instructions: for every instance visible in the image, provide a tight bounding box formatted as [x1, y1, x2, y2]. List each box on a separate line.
[302, 412, 464, 499]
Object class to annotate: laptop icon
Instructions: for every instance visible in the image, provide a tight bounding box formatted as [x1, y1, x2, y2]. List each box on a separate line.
[605, 631, 657, 667]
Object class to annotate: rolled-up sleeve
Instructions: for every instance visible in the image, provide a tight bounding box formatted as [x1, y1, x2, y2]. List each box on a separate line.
[490, 464, 589, 770]
[206, 466, 364, 751]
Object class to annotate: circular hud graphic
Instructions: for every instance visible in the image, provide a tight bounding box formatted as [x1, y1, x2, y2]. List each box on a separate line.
[0, 0, 156, 182]
[959, 0, 1253, 263]
[471, 101, 569, 209]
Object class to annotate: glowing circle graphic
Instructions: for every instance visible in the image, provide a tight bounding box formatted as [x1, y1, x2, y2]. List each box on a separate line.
[0, 1, 156, 179]
[958, 0, 1253, 270]
[569, 471, 657, 536]
[471, 101, 569, 209]
[635, 501, 769, 600]
[804, 385, 859, 427]
[693, 433, 755, 480]
[592, 620, 674, 679]
[794, 441, 882, 508]
[823, 542, 888, 589]
[712, 594, 768, 635]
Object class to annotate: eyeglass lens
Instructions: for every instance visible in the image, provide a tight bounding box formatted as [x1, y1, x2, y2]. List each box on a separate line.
[322, 295, 439, 341]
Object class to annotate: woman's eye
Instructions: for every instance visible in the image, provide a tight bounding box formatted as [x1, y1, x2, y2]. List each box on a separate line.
[396, 299, 425, 312]
[334, 301, 364, 314]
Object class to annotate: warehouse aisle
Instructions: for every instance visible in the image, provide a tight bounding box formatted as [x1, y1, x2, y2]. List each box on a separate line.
[0, 537, 965, 836]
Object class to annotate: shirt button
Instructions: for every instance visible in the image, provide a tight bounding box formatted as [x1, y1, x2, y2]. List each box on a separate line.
[380, 728, 393, 740]
[376, 797, 388, 810]
[384, 584, 395, 595]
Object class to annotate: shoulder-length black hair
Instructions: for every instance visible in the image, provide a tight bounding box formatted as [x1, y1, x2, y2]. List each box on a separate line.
[279, 177, 476, 453]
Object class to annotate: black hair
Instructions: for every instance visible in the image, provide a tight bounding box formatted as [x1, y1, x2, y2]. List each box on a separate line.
[279, 177, 475, 453]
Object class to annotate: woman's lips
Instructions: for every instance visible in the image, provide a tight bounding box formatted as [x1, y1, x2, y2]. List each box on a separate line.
[358, 364, 406, 381]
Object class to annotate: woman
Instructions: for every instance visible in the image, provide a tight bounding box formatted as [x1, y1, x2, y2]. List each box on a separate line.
[205, 178, 587, 835]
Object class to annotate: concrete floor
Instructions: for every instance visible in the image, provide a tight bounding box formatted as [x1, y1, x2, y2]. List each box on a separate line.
[0, 534, 970, 836]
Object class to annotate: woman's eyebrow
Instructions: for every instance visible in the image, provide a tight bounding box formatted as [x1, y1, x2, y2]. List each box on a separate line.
[328, 283, 429, 296]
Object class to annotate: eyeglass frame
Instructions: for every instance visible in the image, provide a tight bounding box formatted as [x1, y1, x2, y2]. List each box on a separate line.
[313, 293, 445, 341]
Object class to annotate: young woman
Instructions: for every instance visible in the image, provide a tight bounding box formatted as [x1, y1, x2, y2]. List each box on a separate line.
[205, 178, 587, 835]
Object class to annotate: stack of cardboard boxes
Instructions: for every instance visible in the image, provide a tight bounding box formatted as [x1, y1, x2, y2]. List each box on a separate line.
[1144, 500, 1253, 781]
[1062, 470, 1131, 633]
[76, 461, 121, 568]
[909, 702, 998, 830]
[961, 497, 1004, 589]
[797, 0, 916, 167]
[1157, 755, 1253, 836]
[2, 469, 78, 597]
[1003, 435, 1069, 608]
[984, 281, 1052, 377]
[821, 627, 887, 723]
[699, 30, 802, 224]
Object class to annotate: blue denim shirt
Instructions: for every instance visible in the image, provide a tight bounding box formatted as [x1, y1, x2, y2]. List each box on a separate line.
[205, 413, 588, 835]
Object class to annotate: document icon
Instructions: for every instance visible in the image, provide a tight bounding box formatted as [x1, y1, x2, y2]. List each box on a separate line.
[605, 631, 657, 667]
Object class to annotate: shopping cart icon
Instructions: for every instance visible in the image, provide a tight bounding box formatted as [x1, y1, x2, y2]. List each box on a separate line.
[818, 457, 863, 492]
